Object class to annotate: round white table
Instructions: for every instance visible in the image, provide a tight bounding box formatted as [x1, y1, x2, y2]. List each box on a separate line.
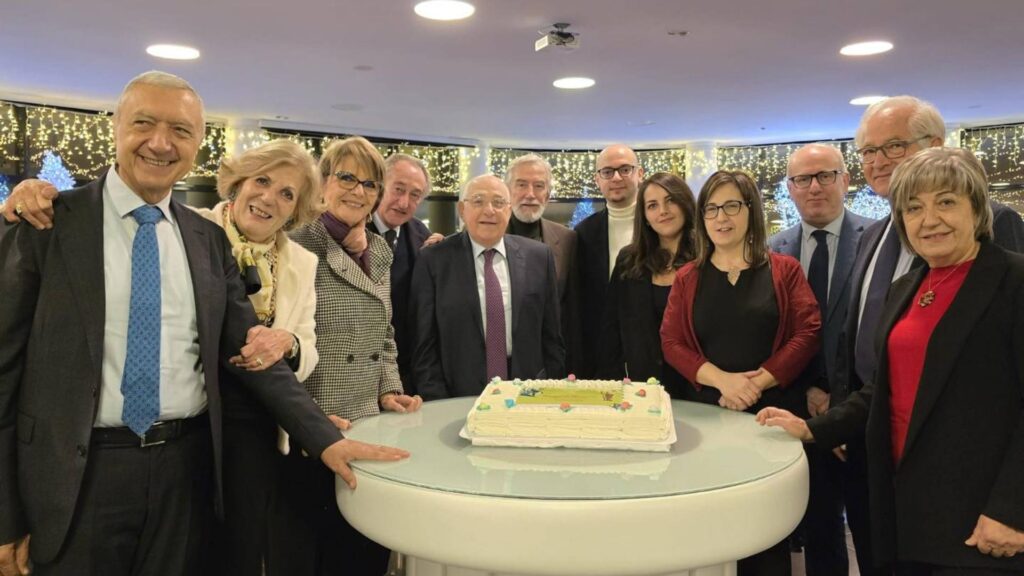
[337, 398, 807, 576]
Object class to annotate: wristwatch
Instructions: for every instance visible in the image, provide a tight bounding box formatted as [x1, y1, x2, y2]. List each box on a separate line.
[286, 335, 300, 360]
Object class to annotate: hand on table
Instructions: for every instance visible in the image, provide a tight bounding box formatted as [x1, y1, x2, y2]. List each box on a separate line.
[321, 439, 410, 489]
[380, 393, 423, 414]
[755, 407, 814, 442]
[715, 371, 761, 411]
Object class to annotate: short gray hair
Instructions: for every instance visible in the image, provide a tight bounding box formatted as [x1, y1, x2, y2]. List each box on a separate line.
[855, 95, 944, 148]
[459, 173, 508, 201]
[503, 153, 553, 192]
[890, 147, 993, 250]
[385, 153, 431, 196]
[115, 70, 206, 131]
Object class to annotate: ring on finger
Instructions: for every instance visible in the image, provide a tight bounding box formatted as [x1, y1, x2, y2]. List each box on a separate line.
[15, 202, 25, 215]
[255, 357, 264, 367]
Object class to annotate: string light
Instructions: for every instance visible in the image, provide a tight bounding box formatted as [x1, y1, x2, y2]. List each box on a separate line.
[0, 102, 18, 164]
[488, 148, 687, 199]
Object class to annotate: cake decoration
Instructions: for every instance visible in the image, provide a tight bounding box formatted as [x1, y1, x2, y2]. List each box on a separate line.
[636, 389, 647, 398]
[504, 398, 515, 408]
[477, 403, 491, 411]
[559, 402, 572, 412]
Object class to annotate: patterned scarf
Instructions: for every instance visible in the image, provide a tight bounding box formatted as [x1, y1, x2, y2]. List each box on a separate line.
[223, 203, 277, 324]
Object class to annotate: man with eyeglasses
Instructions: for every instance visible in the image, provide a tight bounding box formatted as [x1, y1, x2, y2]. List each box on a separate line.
[573, 144, 645, 376]
[370, 154, 443, 393]
[834, 95, 1024, 575]
[769, 144, 875, 576]
[411, 174, 565, 400]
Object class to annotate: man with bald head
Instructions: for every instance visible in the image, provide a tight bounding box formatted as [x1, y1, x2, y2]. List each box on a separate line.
[411, 174, 565, 399]
[573, 144, 644, 376]
[770, 144, 874, 576]
[835, 96, 1024, 574]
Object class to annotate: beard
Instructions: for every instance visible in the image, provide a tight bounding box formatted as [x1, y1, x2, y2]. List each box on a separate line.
[512, 203, 545, 223]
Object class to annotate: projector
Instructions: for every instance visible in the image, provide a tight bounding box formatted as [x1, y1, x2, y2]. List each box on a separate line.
[535, 23, 580, 52]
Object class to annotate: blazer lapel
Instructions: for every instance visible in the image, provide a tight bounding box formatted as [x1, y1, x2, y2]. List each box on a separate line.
[901, 244, 1006, 459]
[828, 214, 860, 321]
[55, 179, 106, 373]
[320, 224, 384, 299]
[173, 201, 212, 341]
[506, 236, 526, 338]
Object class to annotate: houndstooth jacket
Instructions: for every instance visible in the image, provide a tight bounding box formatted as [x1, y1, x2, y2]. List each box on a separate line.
[289, 220, 403, 421]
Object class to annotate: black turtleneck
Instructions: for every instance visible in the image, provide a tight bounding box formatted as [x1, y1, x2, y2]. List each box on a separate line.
[507, 214, 543, 242]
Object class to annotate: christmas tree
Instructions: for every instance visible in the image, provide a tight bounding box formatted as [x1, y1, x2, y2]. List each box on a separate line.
[569, 198, 595, 229]
[847, 185, 891, 219]
[0, 174, 9, 205]
[770, 179, 803, 232]
[39, 150, 76, 191]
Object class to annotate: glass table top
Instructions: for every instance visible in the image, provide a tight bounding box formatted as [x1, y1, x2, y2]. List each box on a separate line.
[344, 397, 803, 500]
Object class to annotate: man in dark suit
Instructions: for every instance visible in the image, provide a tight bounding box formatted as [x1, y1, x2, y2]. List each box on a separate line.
[502, 153, 578, 367]
[573, 144, 644, 376]
[412, 174, 565, 399]
[769, 144, 874, 576]
[0, 71, 406, 575]
[836, 95, 1024, 574]
[371, 153, 443, 393]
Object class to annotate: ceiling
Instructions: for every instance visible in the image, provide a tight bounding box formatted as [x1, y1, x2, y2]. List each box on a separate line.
[2, 0, 1023, 149]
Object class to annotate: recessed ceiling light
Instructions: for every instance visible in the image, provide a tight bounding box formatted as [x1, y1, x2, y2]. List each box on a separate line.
[553, 77, 595, 90]
[414, 1, 475, 21]
[840, 41, 893, 57]
[146, 44, 200, 60]
[850, 95, 887, 106]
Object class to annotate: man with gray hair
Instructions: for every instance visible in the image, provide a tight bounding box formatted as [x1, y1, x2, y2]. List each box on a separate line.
[836, 95, 1024, 574]
[371, 153, 443, 392]
[411, 174, 564, 399]
[0, 71, 406, 575]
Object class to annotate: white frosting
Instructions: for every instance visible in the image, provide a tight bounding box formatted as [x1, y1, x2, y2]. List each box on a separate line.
[466, 379, 671, 442]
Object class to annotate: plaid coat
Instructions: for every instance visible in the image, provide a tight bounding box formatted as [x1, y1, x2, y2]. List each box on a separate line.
[289, 221, 403, 421]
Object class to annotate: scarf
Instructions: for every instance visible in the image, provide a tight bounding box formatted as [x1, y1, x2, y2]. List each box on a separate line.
[320, 211, 372, 276]
[223, 203, 277, 324]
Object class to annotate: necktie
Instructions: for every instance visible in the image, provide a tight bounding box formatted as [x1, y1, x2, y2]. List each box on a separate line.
[854, 224, 901, 385]
[808, 229, 830, 317]
[483, 249, 508, 379]
[384, 229, 397, 251]
[122, 205, 163, 436]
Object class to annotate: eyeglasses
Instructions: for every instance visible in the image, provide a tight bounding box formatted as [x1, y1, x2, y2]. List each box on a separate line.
[333, 171, 381, 194]
[787, 170, 843, 189]
[464, 196, 510, 210]
[596, 164, 638, 180]
[856, 136, 932, 164]
[702, 199, 748, 219]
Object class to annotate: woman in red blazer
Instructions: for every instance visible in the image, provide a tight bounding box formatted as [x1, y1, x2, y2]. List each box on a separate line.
[660, 170, 820, 576]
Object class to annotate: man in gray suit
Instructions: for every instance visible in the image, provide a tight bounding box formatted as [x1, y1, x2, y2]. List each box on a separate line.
[0, 71, 406, 575]
[412, 174, 565, 399]
[769, 143, 873, 576]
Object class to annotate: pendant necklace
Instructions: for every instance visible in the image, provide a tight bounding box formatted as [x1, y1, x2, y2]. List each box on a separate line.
[918, 261, 966, 307]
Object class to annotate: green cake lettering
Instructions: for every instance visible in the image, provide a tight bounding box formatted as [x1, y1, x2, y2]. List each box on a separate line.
[516, 386, 623, 406]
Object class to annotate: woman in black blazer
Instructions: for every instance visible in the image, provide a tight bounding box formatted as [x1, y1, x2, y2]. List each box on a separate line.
[759, 148, 1024, 574]
[598, 172, 696, 398]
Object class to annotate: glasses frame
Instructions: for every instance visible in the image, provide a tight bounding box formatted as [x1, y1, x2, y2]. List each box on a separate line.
[702, 199, 749, 220]
[333, 170, 381, 194]
[596, 164, 638, 180]
[787, 170, 843, 189]
[856, 136, 933, 164]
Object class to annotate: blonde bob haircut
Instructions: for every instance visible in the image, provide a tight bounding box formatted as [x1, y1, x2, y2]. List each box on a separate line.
[216, 139, 322, 230]
[890, 147, 994, 250]
[319, 136, 386, 215]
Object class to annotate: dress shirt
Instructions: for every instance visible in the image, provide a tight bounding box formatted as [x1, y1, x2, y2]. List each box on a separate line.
[372, 212, 400, 240]
[606, 201, 636, 279]
[471, 237, 513, 357]
[96, 166, 205, 427]
[798, 211, 845, 300]
[856, 218, 916, 327]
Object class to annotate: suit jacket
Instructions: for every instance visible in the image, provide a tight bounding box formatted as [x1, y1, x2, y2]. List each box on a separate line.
[371, 217, 430, 393]
[411, 232, 565, 399]
[809, 241, 1024, 570]
[539, 218, 576, 300]
[0, 177, 341, 561]
[769, 210, 874, 392]
[835, 200, 1024, 404]
[572, 209, 610, 376]
[290, 221, 403, 421]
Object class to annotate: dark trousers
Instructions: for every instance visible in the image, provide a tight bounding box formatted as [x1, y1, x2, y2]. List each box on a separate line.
[737, 538, 791, 576]
[270, 443, 390, 576]
[844, 439, 885, 576]
[802, 443, 850, 575]
[895, 561, 1022, 575]
[205, 416, 280, 576]
[35, 420, 213, 576]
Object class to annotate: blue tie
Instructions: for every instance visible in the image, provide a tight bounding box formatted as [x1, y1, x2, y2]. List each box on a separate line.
[122, 205, 163, 436]
[854, 223, 901, 385]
